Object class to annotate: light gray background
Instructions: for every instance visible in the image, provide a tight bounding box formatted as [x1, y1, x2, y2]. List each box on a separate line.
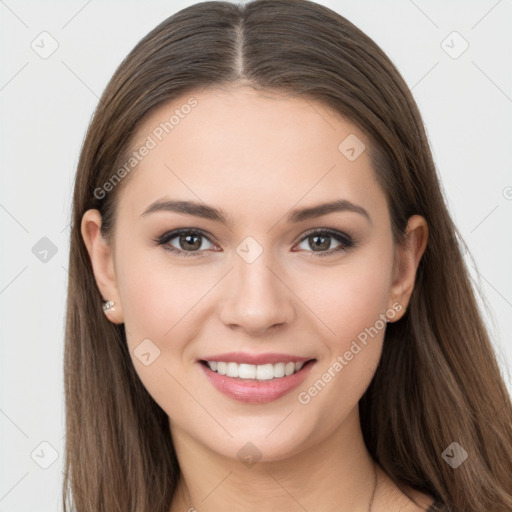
[1, 1, 511, 510]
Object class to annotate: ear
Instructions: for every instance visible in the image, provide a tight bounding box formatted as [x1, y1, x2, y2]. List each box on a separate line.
[81, 209, 124, 324]
[387, 215, 428, 322]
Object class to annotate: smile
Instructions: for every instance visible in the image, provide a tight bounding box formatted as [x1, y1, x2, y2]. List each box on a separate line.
[198, 355, 316, 403]
[204, 361, 306, 380]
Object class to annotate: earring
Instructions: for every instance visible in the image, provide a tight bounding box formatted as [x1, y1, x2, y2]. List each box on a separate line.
[102, 300, 116, 313]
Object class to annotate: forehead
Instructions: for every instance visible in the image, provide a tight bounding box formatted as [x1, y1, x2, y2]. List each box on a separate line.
[116, 85, 384, 222]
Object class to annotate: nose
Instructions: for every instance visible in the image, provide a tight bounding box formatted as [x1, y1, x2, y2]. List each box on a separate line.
[218, 251, 295, 337]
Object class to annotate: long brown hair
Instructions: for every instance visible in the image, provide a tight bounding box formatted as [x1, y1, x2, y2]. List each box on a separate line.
[63, 1, 512, 510]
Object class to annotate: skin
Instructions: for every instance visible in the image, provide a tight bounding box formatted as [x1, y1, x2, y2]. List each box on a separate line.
[81, 84, 431, 511]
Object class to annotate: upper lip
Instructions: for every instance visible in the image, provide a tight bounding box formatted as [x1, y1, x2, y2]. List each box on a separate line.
[199, 352, 314, 365]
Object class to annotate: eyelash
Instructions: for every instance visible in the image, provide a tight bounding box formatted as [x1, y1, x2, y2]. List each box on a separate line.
[154, 227, 355, 258]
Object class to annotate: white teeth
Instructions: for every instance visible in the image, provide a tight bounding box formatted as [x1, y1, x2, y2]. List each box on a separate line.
[273, 362, 285, 378]
[256, 364, 274, 380]
[217, 361, 227, 375]
[226, 362, 238, 378]
[205, 360, 308, 380]
[238, 363, 256, 379]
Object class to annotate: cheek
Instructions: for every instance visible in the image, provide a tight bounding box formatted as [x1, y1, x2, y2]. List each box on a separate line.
[114, 226, 201, 324]
[294, 246, 393, 419]
[305, 246, 394, 351]
[114, 253, 203, 411]
[335, 264, 390, 336]
[114, 247, 218, 380]
[112, 240, 183, 365]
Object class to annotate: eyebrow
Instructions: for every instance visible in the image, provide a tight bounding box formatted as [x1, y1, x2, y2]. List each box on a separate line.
[141, 198, 371, 225]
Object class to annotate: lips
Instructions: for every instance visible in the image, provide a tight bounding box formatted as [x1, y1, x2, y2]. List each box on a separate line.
[197, 352, 316, 403]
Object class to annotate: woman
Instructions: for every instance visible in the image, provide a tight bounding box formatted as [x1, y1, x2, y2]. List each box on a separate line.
[63, 1, 512, 511]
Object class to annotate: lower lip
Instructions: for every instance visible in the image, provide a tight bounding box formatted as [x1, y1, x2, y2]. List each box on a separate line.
[198, 360, 316, 404]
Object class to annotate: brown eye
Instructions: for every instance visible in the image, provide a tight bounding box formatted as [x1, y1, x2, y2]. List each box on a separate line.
[177, 232, 203, 251]
[157, 229, 216, 257]
[295, 229, 354, 256]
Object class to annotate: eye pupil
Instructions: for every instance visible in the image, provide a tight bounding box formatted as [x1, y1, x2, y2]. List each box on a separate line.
[181, 233, 201, 250]
[310, 234, 330, 251]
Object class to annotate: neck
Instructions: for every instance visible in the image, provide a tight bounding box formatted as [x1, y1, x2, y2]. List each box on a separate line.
[169, 406, 379, 512]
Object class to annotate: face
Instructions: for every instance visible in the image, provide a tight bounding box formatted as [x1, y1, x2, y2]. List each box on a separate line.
[83, 84, 423, 463]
